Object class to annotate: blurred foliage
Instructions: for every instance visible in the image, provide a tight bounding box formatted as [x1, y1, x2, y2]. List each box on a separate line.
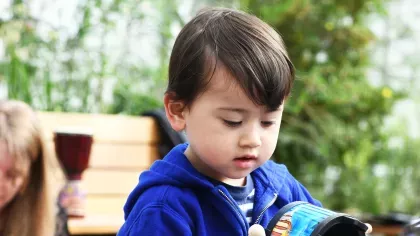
[1, 0, 419, 215]
[242, 0, 419, 215]
[0, 0, 176, 112]
[107, 82, 162, 115]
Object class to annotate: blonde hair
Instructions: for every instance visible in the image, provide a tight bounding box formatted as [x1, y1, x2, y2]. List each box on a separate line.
[0, 100, 62, 236]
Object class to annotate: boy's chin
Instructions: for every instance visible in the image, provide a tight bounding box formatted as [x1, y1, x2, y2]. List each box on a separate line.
[220, 171, 254, 185]
[232, 172, 252, 179]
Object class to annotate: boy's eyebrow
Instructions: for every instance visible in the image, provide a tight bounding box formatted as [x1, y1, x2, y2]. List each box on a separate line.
[266, 107, 281, 112]
[217, 107, 248, 113]
[217, 107, 282, 113]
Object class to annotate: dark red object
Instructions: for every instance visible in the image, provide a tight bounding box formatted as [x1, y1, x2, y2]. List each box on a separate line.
[54, 131, 93, 180]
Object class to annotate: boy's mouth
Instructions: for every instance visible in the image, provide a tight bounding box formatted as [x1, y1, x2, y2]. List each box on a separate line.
[233, 155, 257, 168]
[235, 155, 257, 160]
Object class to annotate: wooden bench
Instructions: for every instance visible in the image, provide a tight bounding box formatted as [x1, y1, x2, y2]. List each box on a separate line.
[370, 223, 404, 235]
[38, 112, 161, 235]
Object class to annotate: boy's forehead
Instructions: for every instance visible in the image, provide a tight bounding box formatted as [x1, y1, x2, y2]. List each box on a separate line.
[202, 72, 284, 111]
[204, 75, 265, 112]
[206, 78, 249, 105]
[205, 66, 242, 95]
[202, 64, 284, 111]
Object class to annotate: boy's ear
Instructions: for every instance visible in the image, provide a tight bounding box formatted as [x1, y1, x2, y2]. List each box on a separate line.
[164, 93, 187, 132]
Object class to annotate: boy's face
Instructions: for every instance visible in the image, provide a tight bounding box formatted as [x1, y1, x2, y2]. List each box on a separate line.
[0, 141, 25, 212]
[165, 65, 284, 186]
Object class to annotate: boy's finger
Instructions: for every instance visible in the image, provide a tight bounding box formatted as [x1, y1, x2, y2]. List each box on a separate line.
[365, 223, 373, 234]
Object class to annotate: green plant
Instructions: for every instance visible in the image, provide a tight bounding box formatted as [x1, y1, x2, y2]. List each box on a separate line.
[241, 0, 419, 214]
[0, 0, 185, 113]
[107, 82, 162, 115]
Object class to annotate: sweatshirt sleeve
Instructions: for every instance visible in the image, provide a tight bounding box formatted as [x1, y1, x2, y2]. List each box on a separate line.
[117, 204, 192, 236]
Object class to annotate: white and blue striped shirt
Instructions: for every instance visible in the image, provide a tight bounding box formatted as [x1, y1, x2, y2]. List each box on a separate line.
[210, 175, 255, 224]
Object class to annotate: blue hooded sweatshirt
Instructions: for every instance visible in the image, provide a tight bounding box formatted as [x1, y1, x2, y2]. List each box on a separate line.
[118, 143, 321, 235]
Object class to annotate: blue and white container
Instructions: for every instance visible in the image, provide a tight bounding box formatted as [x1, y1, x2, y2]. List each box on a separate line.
[265, 201, 368, 236]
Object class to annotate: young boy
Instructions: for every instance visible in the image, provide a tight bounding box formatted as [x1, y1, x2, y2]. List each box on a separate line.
[118, 7, 321, 235]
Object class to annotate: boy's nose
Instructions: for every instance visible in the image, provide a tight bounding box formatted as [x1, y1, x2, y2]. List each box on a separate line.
[239, 126, 262, 148]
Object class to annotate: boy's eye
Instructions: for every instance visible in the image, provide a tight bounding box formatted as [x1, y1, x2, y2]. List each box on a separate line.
[261, 121, 275, 127]
[223, 120, 242, 127]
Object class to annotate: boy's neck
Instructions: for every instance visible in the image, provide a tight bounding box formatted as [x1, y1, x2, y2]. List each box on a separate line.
[184, 146, 247, 187]
[222, 177, 247, 187]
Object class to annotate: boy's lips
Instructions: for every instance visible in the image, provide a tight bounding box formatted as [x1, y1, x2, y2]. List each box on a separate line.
[233, 155, 258, 169]
[235, 154, 257, 160]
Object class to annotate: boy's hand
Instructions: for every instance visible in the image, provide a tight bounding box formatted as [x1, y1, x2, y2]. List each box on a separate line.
[248, 224, 265, 236]
[365, 223, 373, 234]
[248, 222, 373, 235]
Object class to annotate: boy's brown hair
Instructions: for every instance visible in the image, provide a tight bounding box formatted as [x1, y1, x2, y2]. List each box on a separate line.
[166, 7, 295, 110]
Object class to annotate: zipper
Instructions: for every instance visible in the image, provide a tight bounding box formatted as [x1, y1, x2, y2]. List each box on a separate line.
[218, 189, 248, 233]
[254, 193, 278, 224]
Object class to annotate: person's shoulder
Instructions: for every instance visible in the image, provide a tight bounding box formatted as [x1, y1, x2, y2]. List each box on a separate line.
[120, 185, 199, 235]
[258, 160, 301, 192]
[260, 160, 292, 179]
[123, 185, 199, 230]
[261, 160, 308, 187]
[132, 184, 200, 213]
[141, 184, 198, 203]
[259, 160, 322, 206]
